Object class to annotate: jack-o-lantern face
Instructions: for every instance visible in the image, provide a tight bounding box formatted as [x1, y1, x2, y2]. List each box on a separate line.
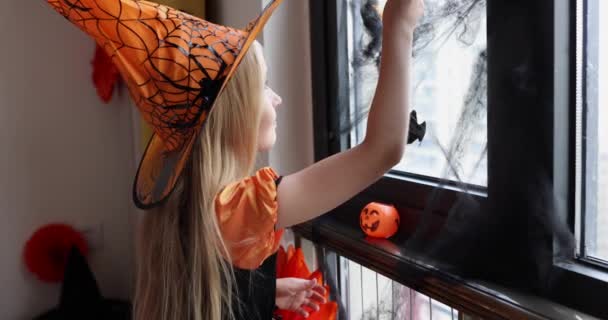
[360, 202, 400, 238]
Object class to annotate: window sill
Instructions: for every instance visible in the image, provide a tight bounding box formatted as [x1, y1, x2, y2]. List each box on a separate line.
[292, 213, 599, 320]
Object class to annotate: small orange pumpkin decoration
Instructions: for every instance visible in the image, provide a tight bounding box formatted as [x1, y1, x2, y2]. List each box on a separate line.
[360, 202, 400, 238]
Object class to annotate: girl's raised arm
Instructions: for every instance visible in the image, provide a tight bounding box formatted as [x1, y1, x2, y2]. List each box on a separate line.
[276, 0, 424, 229]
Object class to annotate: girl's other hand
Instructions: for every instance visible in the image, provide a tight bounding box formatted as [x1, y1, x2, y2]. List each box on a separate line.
[275, 278, 326, 318]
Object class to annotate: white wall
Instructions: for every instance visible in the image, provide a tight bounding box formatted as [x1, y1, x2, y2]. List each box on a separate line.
[210, 0, 265, 30]
[1, 1, 136, 319]
[263, 0, 315, 174]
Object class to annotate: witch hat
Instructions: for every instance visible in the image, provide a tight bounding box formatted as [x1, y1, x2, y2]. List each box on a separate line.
[34, 247, 131, 320]
[46, 0, 283, 209]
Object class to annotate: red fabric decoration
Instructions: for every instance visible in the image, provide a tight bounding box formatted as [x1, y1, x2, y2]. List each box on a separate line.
[92, 44, 120, 103]
[23, 224, 89, 283]
[275, 245, 338, 320]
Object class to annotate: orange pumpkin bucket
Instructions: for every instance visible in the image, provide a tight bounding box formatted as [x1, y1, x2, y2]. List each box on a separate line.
[359, 202, 400, 238]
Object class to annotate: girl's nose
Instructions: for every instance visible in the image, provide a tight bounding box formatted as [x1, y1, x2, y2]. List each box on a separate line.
[272, 90, 283, 107]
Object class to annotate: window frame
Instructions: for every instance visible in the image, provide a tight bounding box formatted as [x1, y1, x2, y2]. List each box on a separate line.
[550, 0, 608, 317]
[576, 0, 603, 266]
[305, 0, 608, 319]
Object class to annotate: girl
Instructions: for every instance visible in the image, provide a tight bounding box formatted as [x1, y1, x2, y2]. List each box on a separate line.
[46, 0, 424, 319]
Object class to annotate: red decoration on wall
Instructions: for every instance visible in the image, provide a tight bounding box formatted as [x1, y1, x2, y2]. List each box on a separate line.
[23, 224, 89, 283]
[92, 44, 120, 103]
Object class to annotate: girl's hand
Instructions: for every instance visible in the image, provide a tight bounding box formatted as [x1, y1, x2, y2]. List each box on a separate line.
[383, 0, 425, 34]
[275, 278, 326, 318]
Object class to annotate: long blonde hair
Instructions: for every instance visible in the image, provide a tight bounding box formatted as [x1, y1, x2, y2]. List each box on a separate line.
[134, 41, 265, 320]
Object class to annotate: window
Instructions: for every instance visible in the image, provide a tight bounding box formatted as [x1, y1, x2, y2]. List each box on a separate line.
[576, 0, 608, 264]
[307, 0, 608, 319]
[347, 0, 488, 186]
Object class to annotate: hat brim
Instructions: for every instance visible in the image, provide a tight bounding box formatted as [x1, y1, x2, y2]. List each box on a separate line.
[133, 0, 283, 210]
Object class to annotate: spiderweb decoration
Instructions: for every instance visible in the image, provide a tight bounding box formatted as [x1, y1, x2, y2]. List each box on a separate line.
[351, 0, 487, 184]
[47, 0, 248, 152]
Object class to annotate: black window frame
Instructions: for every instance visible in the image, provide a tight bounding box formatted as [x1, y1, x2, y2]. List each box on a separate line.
[302, 0, 608, 319]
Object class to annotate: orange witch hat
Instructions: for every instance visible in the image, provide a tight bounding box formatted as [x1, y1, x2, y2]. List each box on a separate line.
[47, 0, 283, 209]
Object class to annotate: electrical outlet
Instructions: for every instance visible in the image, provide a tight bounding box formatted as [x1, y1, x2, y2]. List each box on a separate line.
[78, 223, 104, 252]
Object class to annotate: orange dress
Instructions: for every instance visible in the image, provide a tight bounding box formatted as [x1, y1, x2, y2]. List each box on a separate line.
[215, 167, 285, 270]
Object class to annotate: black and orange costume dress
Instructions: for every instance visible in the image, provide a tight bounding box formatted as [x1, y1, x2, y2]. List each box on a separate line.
[215, 167, 285, 319]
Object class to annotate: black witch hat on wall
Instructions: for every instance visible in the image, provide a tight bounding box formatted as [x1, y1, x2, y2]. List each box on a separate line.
[23, 223, 130, 320]
[34, 247, 131, 320]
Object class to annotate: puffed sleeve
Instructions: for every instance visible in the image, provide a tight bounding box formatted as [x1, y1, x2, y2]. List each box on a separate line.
[215, 167, 285, 269]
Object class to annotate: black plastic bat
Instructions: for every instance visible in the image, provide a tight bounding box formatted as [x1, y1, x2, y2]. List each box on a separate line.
[407, 110, 426, 144]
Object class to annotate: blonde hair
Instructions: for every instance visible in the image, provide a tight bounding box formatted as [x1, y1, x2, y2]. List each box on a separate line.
[134, 41, 265, 320]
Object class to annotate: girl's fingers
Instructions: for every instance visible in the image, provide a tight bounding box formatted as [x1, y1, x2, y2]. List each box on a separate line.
[305, 299, 321, 312]
[312, 284, 326, 295]
[310, 291, 326, 304]
[296, 308, 310, 318]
